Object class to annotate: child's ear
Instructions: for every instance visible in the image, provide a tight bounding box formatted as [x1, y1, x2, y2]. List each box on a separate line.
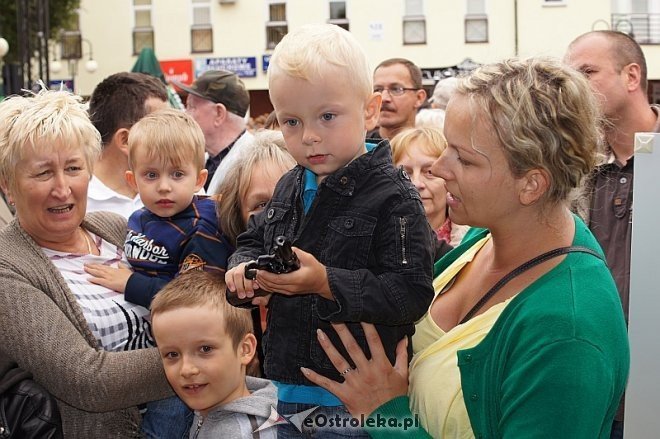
[364, 92, 382, 131]
[238, 333, 257, 366]
[195, 169, 208, 192]
[125, 170, 138, 191]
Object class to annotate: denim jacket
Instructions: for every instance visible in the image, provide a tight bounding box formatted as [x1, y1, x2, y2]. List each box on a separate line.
[229, 142, 435, 384]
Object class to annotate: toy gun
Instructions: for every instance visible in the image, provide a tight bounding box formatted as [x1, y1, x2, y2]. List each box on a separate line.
[226, 236, 300, 308]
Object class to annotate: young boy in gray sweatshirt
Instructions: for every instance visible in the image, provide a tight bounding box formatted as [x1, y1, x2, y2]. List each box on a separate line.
[151, 271, 277, 438]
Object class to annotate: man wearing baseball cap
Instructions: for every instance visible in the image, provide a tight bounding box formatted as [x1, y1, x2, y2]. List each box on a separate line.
[176, 70, 253, 193]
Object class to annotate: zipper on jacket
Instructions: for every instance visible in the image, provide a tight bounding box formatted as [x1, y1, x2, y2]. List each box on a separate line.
[399, 217, 408, 266]
[192, 417, 203, 439]
[292, 171, 304, 240]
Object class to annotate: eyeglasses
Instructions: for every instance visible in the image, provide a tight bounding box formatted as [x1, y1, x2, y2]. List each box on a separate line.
[373, 86, 419, 96]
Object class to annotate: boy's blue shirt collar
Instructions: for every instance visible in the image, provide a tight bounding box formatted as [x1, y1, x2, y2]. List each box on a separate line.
[303, 168, 318, 194]
[302, 142, 378, 212]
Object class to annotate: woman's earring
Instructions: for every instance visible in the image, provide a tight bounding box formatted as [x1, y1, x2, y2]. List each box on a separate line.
[8, 199, 14, 206]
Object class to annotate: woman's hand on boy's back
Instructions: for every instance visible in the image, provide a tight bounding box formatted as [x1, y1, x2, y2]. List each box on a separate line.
[302, 323, 410, 418]
[255, 247, 333, 300]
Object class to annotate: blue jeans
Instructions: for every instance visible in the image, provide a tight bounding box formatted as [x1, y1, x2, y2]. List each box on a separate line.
[276, 402, 370, 439]
[141, 395, 193, 439]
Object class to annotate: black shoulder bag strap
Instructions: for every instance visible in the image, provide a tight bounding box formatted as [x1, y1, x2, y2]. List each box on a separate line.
[459, 246, 603, 325]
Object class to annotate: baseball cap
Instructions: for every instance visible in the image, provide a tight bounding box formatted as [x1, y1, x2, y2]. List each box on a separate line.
[175, 70, 250, 117]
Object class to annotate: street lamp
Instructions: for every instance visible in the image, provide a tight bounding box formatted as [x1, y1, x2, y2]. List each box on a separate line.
[0, 37, 8, 58]
[591, 19, 610, 31]
[54, 39, 96, 74]
[52, 30, 98, 91]
[82, 39, 98, 73]
[0, 35, 8, 98]
[50, 39, 62, 74]
[615, 19, 635, 39]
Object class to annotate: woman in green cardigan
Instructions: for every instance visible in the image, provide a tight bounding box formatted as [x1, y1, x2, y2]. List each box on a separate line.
[302, 57, 630, 438]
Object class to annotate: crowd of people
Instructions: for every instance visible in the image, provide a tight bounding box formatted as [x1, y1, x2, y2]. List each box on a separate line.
[0, 23, 642, 439]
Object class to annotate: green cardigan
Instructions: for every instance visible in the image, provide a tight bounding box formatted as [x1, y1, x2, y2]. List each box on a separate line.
[367, 216, 629, 438]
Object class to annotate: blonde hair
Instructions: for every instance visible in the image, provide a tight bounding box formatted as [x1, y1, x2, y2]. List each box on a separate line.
[391, 127, 448, 165]
[0, 90, 101, 192]
[128, 108, 205, 171]
[216, 130, 296, 246]
[268, 23, 373, 101]
[151, 271, 253, 349]
[457, 57, 601, 204]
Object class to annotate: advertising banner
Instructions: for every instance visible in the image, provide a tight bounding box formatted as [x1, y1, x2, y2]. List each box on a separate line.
[195, 57, 257, 78]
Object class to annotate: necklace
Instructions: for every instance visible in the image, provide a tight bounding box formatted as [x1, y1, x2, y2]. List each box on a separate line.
[80, 228, 94, 255]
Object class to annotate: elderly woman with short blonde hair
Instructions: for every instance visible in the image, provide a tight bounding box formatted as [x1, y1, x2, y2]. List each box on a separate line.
[0, 90, 171, 438]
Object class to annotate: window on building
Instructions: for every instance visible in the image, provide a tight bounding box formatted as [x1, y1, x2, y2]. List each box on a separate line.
[612, 0, 660, 44]
[191, 0, 213, 53]
[465, 0, 488, 43]
[403, 0, 426, 44]
[267, 1, 288, 50]
[133, 0, 154, 55]
[328, 1, 349, 31]
[632, 0, 648, 11]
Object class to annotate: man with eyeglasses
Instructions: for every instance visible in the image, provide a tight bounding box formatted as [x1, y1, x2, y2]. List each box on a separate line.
[565, 30, 660, 439]
[367, 58, 427, 141]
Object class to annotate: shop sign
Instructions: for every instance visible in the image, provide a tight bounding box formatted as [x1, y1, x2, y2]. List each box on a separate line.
[195, 57, 257, 78]
[161, 59, 194, 90]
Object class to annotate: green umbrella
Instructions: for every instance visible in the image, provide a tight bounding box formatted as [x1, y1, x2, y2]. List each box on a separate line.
[131, 48, 165, 81]
[131, 48, 184, 110]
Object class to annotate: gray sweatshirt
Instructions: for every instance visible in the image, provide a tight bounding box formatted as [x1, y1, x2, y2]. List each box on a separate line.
[189, 376, 278, 439]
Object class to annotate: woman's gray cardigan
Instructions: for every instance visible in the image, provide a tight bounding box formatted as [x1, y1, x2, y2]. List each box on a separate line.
[0, 212, 172, 438]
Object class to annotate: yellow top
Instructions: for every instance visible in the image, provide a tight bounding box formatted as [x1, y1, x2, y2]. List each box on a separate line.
[409, 235, 516, 439]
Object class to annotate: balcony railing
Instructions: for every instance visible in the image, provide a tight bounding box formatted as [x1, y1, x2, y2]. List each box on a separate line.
[612, 13, 660, 44]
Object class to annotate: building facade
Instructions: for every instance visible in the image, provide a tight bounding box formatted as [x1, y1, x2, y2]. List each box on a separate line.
[57, 0, 660, 114]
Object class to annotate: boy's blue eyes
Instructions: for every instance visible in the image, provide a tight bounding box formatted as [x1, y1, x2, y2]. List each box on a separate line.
[162, 346, 213, 358]
[282, 114, 336, 126]
[143, 171, 186, 179]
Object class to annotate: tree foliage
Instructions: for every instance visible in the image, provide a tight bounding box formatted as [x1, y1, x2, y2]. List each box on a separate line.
[0, 0, 81, 64]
